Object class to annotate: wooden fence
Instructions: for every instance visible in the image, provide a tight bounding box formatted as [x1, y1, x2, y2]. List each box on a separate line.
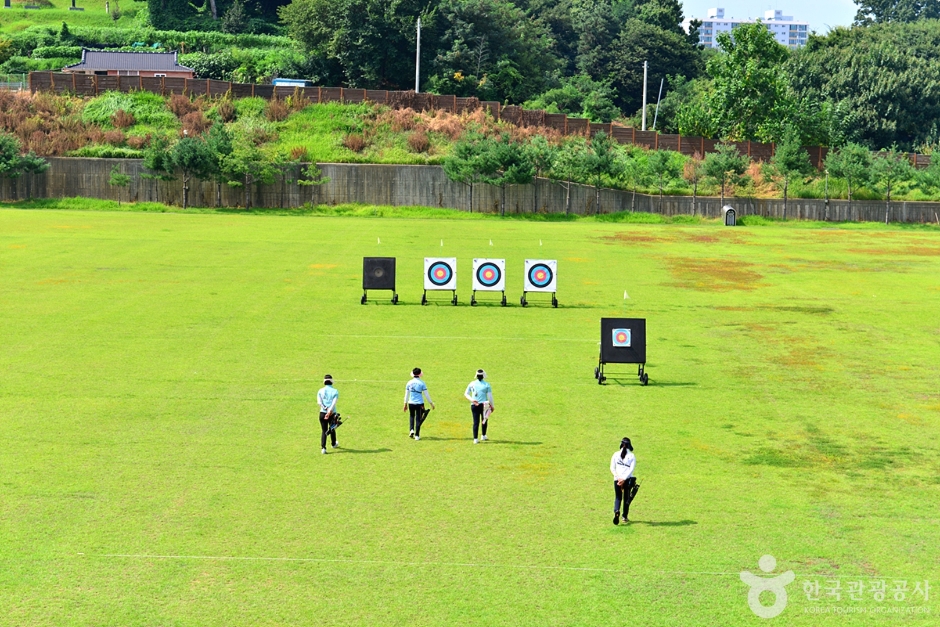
[27, 72, 932, 169]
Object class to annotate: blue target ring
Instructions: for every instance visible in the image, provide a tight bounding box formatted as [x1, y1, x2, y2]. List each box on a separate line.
[427, 261, 454, 287]
[476, 263, 501, 288]
[528, 263, 553, 288]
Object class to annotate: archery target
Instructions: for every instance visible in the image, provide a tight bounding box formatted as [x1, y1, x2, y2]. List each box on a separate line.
[472, 258, 505, 291]
[524, 259, 557, 292]
[612, 328, 632, 347]
[424, 257, 457, 290]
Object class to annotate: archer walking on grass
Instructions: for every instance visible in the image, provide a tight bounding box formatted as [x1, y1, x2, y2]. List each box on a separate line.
[404, 367, 435, 440]
[611, 437, 639, 525]
[465, 369, 494, 444]
[318, 375, 340, 454]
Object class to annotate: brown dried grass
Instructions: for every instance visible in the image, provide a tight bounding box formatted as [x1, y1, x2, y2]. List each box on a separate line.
[111, 109, 136, 129]
[168, 93, 198, 118]
[216, 99, 236, 122]
[102, 129, 126, 146]
[265, 97, 290, 122]
[406, 130, 431, 153]
[289, 146, 310, 161]
[180, 111, 210, 136]
[342, 133, 367, 153]
[127, 134, 151, 149]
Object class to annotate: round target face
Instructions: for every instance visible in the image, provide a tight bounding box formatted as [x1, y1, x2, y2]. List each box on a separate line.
[476, 263, 502, 288]
[427, 261, 454, 287]
[615, 331, 628, 344]
[372, 267, 385, 278]
[528, 263, 553, 289]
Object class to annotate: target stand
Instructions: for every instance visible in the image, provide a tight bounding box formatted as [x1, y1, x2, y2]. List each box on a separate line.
[471, 258, 507, 306]
[521, 259, 558, 307]
[595, 318, 648, 386]
[422, 257, 458, 305]
[361, 257, 398, 304]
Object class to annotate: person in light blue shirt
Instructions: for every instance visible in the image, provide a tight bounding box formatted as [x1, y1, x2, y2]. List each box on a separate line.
[317, 374, 339, 454]
[464, 369, 494, 444]
[403, 367, 435, 440]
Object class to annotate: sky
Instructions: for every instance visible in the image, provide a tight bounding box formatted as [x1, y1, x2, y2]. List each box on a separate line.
[682, 0, 858, 32]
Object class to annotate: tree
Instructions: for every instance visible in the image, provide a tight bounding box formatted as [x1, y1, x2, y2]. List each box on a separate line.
[170, 136, 215, 209]
[524, 136, 557, 213]
[870, 149, 914, 224]
[523, 75, 621, 123]
[696, 21, 795, 143]
[480, 135, 534, 216]
[682, 152, 704, 215]
[429, 0, 559, 102]
[702, 143, 749, 206]
[854, 0, 940, 25]
[766, 127, 813, 218]
[0, 132, 48, 201]
[584, 131, 618, 214]
[646, 149, 681, 211]
[617, 149, 649, 212]
[141, 136, 175, 203]
[788, 21, 940, 149]
[205, 123, 233, 208]
[825, 143, 872, 210]
[221, 0, 247, 33]
[108, 164, 131, 205]
[549, 139, 588, 215]
[221, 135, 279, 210]
[443, 132, 494, 213]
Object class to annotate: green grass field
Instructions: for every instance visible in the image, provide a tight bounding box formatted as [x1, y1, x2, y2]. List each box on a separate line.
[1, 205, 939, 626]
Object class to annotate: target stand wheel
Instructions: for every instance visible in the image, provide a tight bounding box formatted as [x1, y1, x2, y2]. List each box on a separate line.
[360, 293, 367, 305]
[641, 372, 649, 386]
[452, 293, 458, 306]
[471, 296, 477, 306]
[392, 294, 399, 305]
[520, 294, 527, 307]
[501, 294, 507, 307]
[552, 294, 558, 308]
[421, 293, 427, 306]
[594, 367, 600, 380]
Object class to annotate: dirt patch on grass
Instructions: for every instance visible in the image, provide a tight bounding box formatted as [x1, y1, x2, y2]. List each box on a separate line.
[665, 257, 763, 291]
[602, 229, 748, 247]
[602, 232, 666, 245]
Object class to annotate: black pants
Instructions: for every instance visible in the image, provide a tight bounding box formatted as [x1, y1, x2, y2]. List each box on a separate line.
[320, 412, 337, 449]
[471, 403, 488, 439]
[614, 477, 637, 517]
[408, 403, 425, 435]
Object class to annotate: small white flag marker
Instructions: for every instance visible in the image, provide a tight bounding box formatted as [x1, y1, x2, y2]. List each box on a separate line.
[441, 239, 444, 247]
[624, 291, 630, 299]
[539, 239, 543, 246]
[489, 239, 493, 246]
[377, 237, 381, 244]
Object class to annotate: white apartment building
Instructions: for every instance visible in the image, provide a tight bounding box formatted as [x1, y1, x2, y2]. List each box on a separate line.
[684, 8, 810, 49]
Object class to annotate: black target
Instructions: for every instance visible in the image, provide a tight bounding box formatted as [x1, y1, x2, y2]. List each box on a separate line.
[476, 262, 502, 288]
[528, 263, 553, 288]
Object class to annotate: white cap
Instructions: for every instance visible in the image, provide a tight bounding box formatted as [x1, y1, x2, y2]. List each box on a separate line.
[476, 369, 486, 378]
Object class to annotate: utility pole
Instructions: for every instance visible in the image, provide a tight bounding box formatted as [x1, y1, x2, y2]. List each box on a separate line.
[415, 18, 421, 93]
[652, 78, 664, 130]
[641, 61, 648, 131]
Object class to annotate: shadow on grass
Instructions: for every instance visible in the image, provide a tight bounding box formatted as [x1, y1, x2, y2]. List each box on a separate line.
[628, 519, 698, 527]
[335, 448, 393, 454]
[601, 377, 697, 387]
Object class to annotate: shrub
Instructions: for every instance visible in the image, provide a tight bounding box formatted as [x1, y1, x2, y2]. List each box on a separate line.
[127, 134, 151, 149]
[102, 129, 126, 146]
[111, 109, 136, 129]
[342, 133, 367, 153]
[82, 91, 175, 128]
[216, 99, 236, 122]
[407, 130, 430, 153]
[264, 97, 289, 122]
[180, 110, 210, 136]
[168, 93, 198, 119]
[32, 45, 82, 59]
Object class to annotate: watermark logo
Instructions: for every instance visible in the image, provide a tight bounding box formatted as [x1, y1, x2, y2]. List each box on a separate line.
[740, 554, 795, 619]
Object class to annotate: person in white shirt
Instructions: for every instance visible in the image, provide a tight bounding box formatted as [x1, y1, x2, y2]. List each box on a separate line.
[317, 375, 339, 454]
[464, 369, 494, 444]
[610, 437, 639, 525]
[403, 367, 435, 440]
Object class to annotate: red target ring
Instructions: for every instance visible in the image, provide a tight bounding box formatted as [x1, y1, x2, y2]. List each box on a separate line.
[476, 262, 502, 288]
